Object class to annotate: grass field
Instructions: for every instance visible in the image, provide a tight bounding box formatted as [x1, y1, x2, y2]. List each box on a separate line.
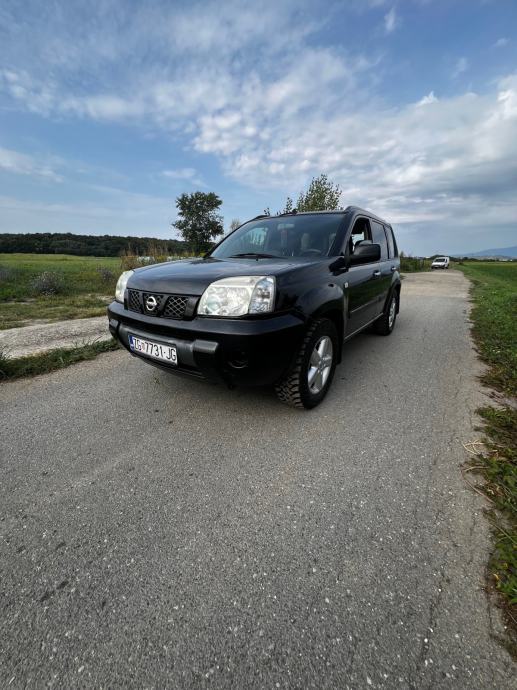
[458, 261, 517, 643]
[0, 254, 121, 329]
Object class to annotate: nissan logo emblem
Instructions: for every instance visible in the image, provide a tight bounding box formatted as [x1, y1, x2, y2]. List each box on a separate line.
[145, 295, 158, 312]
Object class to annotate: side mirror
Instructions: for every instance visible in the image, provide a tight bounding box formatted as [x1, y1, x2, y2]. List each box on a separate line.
[350, 242, 381, 265]
[329, 255, 348, 272]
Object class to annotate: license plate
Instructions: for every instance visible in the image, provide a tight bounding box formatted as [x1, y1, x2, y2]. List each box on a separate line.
[129, 334, 177, 365]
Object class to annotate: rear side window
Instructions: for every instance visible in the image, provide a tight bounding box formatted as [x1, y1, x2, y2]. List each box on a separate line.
[384, 225, 398, 258]
[371, 220, 388, 260]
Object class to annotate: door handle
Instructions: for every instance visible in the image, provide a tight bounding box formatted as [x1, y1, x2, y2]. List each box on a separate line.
[373, 270, 381, 278]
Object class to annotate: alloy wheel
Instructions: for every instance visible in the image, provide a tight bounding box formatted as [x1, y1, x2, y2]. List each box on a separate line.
[308, 335, 333, 394]
[388, 297, 396, 329]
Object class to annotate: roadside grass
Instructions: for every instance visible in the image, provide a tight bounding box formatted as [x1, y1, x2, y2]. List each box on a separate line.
[0, 294, 116, 329]
[400, 256, 431, 272]
[0, 339, 120, 381]
[459, 262, 517, 395]
[0, 254, 120, 329]
[458, 262, 517, 645]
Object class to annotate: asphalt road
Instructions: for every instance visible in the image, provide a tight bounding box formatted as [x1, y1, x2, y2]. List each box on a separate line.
[0, 271, 514, 689]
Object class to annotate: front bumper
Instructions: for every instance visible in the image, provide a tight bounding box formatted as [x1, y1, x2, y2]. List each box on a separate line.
[107, 301, 305, 386]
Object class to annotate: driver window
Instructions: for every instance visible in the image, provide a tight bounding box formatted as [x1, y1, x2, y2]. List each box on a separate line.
[248, 227, 267, 248]
[347, 217, 372, 254]
[234, 226, 267, 253]
[265, 223, 294, 256]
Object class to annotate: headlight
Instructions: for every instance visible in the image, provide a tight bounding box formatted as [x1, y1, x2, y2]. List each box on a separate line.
[197, 276, 275, 317]
[115, 270, 134, 303]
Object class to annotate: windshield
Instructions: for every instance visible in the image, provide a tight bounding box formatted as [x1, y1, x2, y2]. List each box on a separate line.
[434, 257, 446, 262]
[210, 214, 344, 260]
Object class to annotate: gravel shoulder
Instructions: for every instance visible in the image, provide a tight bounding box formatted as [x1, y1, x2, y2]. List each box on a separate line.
[0, 271, 514, 688]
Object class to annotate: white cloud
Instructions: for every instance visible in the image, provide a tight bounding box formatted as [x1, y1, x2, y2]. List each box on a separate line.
[384, 7, 398, 33]
[162, 168, 197, 180]
[494, 37, 508, 48]
[191, 73, 517, 240]
[0, 69, 56, 115]
[0, 146, 62, 181]
[63, 94, 146, 120]
[162, 168, 205, 186]
[452, 56, 468, 78]
[416, 91, 438, 106]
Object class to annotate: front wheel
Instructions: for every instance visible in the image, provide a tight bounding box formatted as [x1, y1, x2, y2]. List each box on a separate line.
[374, 293, 398, 336]
[275, 318, 338, 409]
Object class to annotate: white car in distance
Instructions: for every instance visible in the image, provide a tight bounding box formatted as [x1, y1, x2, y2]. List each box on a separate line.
[431, 256, 450, 269]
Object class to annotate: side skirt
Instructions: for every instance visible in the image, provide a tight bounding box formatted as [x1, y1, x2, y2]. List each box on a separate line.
[343, 313, 384, 342]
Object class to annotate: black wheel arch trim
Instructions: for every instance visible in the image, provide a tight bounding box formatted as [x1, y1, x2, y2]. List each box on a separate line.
[384, 281, 401, 315]
[295, 284, 345, 364]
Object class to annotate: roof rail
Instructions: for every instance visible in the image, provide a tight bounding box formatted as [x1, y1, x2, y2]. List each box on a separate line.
[276, 209, 298, 217]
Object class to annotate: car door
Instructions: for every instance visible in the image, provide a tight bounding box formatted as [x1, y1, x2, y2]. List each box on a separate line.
[342, 216, 382, 336]
[370, 219, 392, 316]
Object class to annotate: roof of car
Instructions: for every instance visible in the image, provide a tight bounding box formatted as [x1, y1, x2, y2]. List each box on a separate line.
[343, 206, 390, 226]
[251, 206, 391, 226]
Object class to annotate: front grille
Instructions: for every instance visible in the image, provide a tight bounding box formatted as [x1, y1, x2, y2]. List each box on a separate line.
[127, 289, 191, 320]
[128, 289, 141, 313]
[163, 294, 189, 319]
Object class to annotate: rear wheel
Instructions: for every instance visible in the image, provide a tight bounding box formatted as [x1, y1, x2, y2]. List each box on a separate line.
[374, 293, 398, 336]
[275, 318, 338, 409]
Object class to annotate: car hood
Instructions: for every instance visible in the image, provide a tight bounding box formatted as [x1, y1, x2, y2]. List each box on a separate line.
[127, 256, 319, 295]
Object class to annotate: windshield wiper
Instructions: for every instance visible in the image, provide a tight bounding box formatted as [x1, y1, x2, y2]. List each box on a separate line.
[229, 252, 278, 259]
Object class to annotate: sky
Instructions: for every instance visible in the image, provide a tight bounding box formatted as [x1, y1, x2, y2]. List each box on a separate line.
[0, 0, 516, 256]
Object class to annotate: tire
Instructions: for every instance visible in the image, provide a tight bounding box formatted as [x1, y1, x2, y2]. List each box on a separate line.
[373, 292, 398, 336]
[275, 318, 338, 409]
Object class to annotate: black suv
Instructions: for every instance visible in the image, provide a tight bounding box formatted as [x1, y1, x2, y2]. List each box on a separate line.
[108, 207, 400, 408]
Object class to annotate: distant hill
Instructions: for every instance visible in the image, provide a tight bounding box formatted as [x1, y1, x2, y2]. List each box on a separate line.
[0, 232, 191, 257]
[454, 246, 517, 259]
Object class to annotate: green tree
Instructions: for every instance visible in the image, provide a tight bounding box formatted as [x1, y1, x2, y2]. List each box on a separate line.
[172, 192, 224, 254]
[281, 196, 294, 214]
[295, 174, 342, 212]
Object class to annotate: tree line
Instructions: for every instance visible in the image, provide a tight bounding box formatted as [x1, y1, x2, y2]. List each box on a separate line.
[0, 232, 190, 257]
